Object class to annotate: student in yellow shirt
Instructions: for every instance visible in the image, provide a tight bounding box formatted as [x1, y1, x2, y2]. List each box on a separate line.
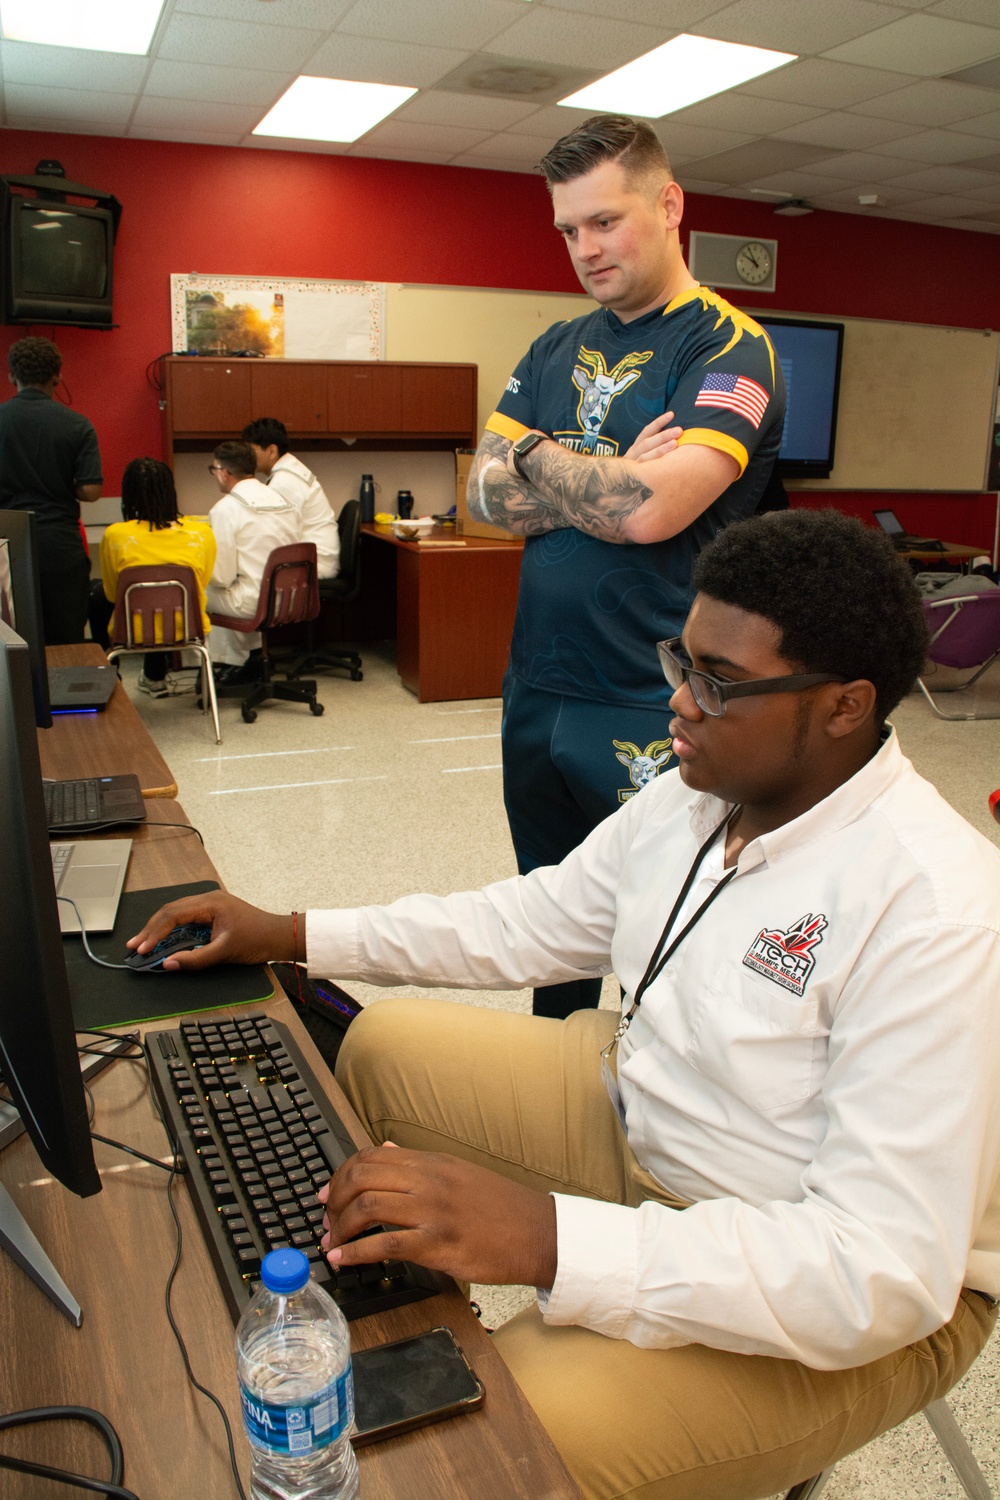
[89, 457, 216, 696]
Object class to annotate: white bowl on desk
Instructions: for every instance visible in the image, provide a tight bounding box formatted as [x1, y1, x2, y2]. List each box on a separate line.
[393, 517, 435, 540]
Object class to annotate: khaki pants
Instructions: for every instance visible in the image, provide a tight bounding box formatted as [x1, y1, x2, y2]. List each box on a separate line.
[336, 1000, 996, 1500]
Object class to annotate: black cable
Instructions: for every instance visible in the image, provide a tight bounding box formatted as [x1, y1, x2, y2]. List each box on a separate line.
[56, 897, 132, 969]
[53, 820, 204, 843]
[0, 1405, 139, 1499]
[90, 1132, 179, 1174]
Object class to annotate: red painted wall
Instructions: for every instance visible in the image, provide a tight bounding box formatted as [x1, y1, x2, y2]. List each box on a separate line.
[1, 127, 998, 542]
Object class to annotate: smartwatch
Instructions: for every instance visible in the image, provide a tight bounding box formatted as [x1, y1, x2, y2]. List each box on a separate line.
[510, 430, 546, 479]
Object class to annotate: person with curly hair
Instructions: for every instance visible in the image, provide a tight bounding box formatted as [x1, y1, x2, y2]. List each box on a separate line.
[0, 335, 103, 643]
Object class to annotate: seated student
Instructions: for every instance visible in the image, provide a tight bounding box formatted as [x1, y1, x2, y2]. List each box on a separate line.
[242, 417, 339, 580]
[205, 439, 299, 680]
[89, 457, 215, 697]
[130, 510, 1000, 1500]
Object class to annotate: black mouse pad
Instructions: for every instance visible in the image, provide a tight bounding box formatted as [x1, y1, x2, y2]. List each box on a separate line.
[64, 880, 275, 1031]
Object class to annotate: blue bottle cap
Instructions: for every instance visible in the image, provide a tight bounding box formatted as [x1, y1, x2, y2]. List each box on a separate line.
[260, 1248, 311, 1294]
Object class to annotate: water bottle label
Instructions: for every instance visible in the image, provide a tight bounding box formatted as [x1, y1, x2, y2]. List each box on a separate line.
[239, 1368, 354, 1456]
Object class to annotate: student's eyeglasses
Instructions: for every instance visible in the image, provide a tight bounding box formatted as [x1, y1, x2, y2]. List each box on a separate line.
[656, 637, 843, 719]
[207, 464, 225, 473]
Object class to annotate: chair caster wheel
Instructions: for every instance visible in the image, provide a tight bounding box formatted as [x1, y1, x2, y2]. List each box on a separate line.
[242, 706, 257, 723]
[351, 670, 363, 681]
[310, 701, 324, 716]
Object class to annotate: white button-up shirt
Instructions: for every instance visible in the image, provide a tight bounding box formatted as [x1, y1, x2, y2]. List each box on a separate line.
[307, 732, 1000, 1370]
[266, 453, 339, 580]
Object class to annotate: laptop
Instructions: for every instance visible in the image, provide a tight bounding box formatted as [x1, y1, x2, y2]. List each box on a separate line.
[44, 774, 146, 832]
[873, 509, 945, 552]
[51, 838, 132, 934]
[48, 661, 118, 710]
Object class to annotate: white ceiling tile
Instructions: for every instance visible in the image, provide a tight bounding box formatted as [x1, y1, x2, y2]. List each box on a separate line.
[394, 89, 539, 130]
[887, 191, 999, 214]
[807, 149, 924, 178]
[653, 120, 757, 158]
[480, 7, 675, 71]
[4, 84, 136, 126]
[681, 139, 842, 182]
[175, 0, 353, 24]
[823, 14, 1000, 75]
[674, 177, 730, 194]
[808, 182, 927, 205]
[964, 176, 1000, 199]
[245, 135, 349, 154]
[143, 59, 293, 105]
[740, 168, 859, 194]
[462, 130, 556, 161]
[504, 104, 603, 138]
[691, 0, 908, 55]
[352, 120, 494, 153]
[0, 40, 148, 93]
[3, 118, 135, 138]
[937, 217, 1000, 231]
[949, 107, 1000, 138]
[883, 162, 1000, 189]
[129, 126, 248, 146]
[927, 0, 1000, 23]
[345, 145, 457, 164]
[447, 153, 537, 173]
[131, 96, 265, 134]
[157, 13, 324, 71]
[771, 111, 916, 149]
[549, 0, 728, 24]
[878, 127, 1000, 160]
[336, 0, 532, 52]
[668, 94, 827, 134]
[306, 33, 469, 87]
[846, 77, 1000, 122]
[737, 58, 920, 108]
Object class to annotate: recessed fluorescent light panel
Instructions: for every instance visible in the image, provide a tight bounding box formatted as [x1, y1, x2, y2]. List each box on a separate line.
[560, 34, 796, 118]
[0, 0, 166, 54]
[254, 77, 417, 144]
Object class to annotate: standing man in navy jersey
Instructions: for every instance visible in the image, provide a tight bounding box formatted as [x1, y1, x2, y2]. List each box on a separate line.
[468, 113, 786, 1019]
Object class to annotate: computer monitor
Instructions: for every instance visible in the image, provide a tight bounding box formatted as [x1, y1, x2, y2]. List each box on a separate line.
[756, 317, 844, 480]
[0, 618, 101, 1316]
[0, 509, 52, 728]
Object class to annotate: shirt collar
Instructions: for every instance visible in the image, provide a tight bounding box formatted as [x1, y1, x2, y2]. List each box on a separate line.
[15, 387, 50, 401]
[687, 727, 902, 869]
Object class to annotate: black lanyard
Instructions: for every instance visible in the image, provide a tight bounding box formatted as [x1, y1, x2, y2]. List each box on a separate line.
[603, 807, 740, 1055]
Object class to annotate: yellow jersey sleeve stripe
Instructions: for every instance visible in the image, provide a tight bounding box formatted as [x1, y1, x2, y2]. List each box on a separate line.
[486, 411, 532, 443]
[676, 428, 749, 477]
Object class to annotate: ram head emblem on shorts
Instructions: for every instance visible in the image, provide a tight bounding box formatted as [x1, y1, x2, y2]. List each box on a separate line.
[613, 739, 674, 790]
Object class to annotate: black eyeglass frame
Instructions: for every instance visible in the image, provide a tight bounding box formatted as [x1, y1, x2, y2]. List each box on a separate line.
[656, 637, 844, 718]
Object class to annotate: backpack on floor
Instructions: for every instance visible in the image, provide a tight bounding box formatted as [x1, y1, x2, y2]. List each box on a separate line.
[270, 962, 363, 1073]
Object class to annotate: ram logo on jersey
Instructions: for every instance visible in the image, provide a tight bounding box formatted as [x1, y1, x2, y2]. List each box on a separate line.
[555, 347, 654, 456]
[614, 738, 674, 801]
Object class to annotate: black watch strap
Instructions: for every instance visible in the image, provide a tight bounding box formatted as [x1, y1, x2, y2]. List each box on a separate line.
[511, 431, 545, 479]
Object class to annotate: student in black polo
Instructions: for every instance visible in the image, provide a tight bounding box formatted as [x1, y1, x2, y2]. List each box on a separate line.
[0, 336, 103, 643]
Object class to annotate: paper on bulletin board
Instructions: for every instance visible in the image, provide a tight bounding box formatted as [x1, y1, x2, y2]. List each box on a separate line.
[170, 274, 386, 360]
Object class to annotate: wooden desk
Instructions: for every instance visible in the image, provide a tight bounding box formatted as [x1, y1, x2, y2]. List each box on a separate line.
[1, 804, 579, 1499]
[900, 541, 984, 566]
[40, 644, 178, 798]
[361, 524, 523, 702]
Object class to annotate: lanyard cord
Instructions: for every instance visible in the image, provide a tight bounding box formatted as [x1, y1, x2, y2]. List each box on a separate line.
[604, 807, 741, 1054]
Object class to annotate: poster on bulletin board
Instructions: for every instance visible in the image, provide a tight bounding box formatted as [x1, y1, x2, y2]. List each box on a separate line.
[170, 274, 386, 360]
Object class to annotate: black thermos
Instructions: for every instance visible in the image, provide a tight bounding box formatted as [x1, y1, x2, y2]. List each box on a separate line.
[359, 473, 376, 524]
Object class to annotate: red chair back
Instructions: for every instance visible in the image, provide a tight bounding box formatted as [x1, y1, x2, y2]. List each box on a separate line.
[109, 564, 205, 649]
[209, 544, 319, 635]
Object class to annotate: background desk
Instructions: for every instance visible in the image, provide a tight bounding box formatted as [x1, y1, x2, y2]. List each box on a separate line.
[359, 524, 523, 702]
[899, 541, 985, 567]
[4, 706, 578, 1498]
[40, 644, 178, 798]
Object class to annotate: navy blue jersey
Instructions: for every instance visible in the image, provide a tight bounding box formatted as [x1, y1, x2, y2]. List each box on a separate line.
[488, 287, 786, 708]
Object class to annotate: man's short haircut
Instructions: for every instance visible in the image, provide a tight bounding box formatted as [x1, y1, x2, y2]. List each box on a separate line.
[693, 508, 929, 722]
[242, 417, 289, 455]
[121, 457, 178, 530]
[213, 439, 256, 478]
[8, 335, 62, 387]
[539, 114, 671, 189]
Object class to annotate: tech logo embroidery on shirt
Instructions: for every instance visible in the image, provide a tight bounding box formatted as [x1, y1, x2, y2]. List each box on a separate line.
[613, 738, 673, 802]
[742, 913, 828, 996]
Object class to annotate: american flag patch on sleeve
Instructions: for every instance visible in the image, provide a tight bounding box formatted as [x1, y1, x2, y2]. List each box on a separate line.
[694, 372, 769, 429]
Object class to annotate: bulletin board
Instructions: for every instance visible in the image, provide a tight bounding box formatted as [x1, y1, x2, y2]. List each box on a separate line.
[171, 274, 386, 361]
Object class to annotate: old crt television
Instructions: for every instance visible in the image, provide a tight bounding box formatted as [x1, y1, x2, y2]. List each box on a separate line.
[756, 317, 844, 480]
[1, 172, 119, 328]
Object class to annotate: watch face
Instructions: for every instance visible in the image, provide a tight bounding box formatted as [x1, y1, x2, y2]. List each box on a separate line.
[735, 242, 772, 285]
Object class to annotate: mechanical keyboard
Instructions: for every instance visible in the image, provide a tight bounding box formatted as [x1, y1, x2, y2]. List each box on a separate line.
[148, 1013, 445, 1321]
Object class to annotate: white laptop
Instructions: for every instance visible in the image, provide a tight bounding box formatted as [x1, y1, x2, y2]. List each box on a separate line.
[51, 838, 132, 934]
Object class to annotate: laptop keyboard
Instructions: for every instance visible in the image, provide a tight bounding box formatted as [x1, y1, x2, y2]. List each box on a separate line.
[50, 843, 73, 885]
[45, 778, 101, 827]
[148, 1014, 443, 1322]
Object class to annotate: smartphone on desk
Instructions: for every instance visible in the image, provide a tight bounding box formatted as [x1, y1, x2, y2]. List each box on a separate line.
[351, 1326, 484, 1446]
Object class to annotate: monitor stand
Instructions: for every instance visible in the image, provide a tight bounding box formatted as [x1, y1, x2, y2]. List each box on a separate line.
[0, 1182, 81, 1325]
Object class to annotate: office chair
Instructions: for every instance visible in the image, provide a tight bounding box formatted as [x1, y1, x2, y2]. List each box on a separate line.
[209, 543, 324, 723]
[917, 588, 1000, 720]
[106, 563, 221, 743]
[785, 1395, 994, 1499]
[284, 499, 363, 682]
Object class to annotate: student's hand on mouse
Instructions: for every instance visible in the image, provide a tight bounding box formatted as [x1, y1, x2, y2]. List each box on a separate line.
[127, 892, 296, 970]
[318, 1143, 558, 1290]
[624, 410, 683, 463]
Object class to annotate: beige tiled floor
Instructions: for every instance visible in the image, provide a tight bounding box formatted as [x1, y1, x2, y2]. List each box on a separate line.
[124, 648, 1000, 1499]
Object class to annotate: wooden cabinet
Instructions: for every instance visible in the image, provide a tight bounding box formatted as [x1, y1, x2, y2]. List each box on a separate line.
[162, 357, 477, 451]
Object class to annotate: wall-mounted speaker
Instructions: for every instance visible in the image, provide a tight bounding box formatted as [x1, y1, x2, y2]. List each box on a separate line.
[688, 231, 778, 295]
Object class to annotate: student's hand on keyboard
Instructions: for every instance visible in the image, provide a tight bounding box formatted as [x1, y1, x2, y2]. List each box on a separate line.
[318, 1142, 559, 1291]
[127, 891, 297, 970]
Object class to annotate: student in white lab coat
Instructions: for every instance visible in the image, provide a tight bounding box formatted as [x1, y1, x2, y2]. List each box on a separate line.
[242, 417, 339, 581]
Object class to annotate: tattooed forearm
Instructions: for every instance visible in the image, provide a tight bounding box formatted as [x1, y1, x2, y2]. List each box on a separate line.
[520, 442, 654, 543]
[466, 430, 568, 536]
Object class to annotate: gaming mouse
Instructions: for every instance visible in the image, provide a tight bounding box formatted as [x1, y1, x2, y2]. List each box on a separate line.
[124, 922, 214, 971]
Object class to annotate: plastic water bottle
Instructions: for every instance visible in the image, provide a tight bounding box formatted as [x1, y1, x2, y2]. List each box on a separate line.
[236, 1248, 360, 1500]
